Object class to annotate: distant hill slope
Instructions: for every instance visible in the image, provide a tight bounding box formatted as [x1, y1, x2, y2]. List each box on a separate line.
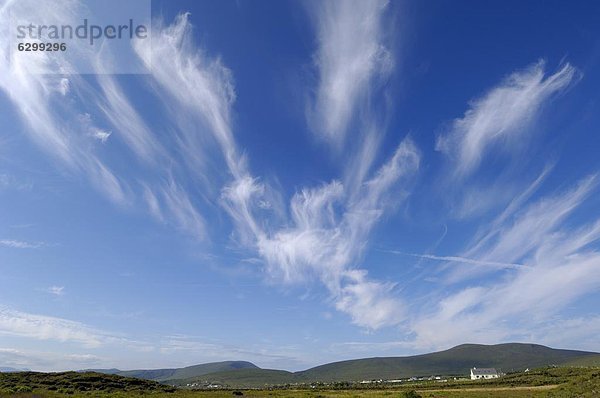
[0, 367, 30, 372]
[82, 368, 121, 375]
[97, 361, 258, 382]
[165, 343, 598, 387]
[561, 353, 600, 367]
[166, 368, 295, 388]
[294, 343, 597, 382]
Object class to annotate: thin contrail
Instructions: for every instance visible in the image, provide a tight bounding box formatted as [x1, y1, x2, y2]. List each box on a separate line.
[385, 250, 528, 269]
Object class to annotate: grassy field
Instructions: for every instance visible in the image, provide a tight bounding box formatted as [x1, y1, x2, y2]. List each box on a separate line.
[1, 367, 598, 397]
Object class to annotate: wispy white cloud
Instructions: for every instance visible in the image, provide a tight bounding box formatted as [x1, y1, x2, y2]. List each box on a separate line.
[90, 128, 112, 144]
[386, 251, 526, 270]
[223, 139, 420, 329]
[335, 270, 405, 330]
[85, 158, 129, 205]
[0, 347, 106, 372]
[467, 163, 554, 235]
[307, 0, 392, 147]
[133, 13, 242, 178]
[46, 286, 65, 296]
[0, 0, 130, 205]
[1, 1, 415, 333]
[59, 78, 70, 96]
[0, 174, 33, 191]
[142, 184, 164, 222]
[532, 317, 600, 352]
[157, 180, 206, 240]
[330, 340, 414, 353]
[0, 239, 43, 249]
[0, 305, 157, 366]
[139, 180, 207, 241]
[0, 307, 113, 348]
[0, 320, 310, 371]
[458, 174, 598, 278]
[132, 11, 419, 329]
[95, 73, 162, 162]
[436, 61, 578, 177]
[0, 1, 224, 236]
[410, 175, 600, 350]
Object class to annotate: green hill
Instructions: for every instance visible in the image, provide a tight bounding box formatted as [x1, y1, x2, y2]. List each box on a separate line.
[294, 343, 597, 382]
[166, 343, 598, 387]
[102, 360, 258, 382]
[166, 368, 295, 388]
[82, 368, 121, 375]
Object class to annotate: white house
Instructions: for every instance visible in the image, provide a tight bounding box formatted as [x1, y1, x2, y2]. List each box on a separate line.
[470, 367, 500, 380]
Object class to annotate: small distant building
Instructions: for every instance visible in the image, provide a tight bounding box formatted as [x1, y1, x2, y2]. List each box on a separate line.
[470, 367, 500, 380]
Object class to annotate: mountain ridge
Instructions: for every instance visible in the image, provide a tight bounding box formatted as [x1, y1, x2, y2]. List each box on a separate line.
[91, 361, 258, 382]
[91, 343, 598, 387]
[0, 367, 30, 373]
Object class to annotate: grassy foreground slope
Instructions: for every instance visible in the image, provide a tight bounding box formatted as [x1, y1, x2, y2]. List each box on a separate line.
[1, 367, 599, 397]
[0, 371, 175, 395]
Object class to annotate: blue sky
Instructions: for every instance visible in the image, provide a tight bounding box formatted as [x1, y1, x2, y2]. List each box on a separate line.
[1, 0, 600, 371]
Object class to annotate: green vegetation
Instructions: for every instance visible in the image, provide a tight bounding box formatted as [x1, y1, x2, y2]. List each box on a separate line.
[2, 366, 599, 397]
[0, 371, 175, 395]
[0, 367, 600, 398]
[166, 369, 295, 388]
[560, 353, 600, 367]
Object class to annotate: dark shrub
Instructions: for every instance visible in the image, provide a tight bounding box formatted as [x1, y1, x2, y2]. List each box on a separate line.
[402, 390, 422, 398]
[15, 385, 33, 393]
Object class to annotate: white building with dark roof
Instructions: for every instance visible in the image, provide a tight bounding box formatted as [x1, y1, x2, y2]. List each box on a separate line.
[470, 367, 500, 380]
